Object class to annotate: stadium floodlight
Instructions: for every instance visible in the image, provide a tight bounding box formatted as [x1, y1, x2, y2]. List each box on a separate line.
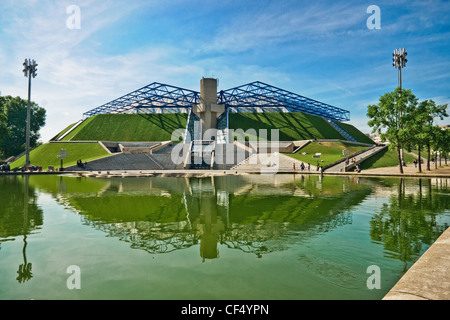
[23, 58, 38, 169]
[22, 59, 29, 77]
[392, 48, 407, 89]
[31, 60, 38, 78]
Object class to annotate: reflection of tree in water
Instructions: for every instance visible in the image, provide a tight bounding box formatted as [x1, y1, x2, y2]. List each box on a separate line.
[369, 178, 449, 270]
[0, 176, 43, 238]
[0, 176, 41, 283]
[16, 235, 33, 283]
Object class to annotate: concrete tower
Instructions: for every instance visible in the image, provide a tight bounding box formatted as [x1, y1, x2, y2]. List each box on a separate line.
[192, 78, 225, 138]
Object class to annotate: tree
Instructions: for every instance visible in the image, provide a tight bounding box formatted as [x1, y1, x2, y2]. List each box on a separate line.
[408, 100, 434, 172]
[367, 87, 418, 174]
[440, 129, 450, 165]
[0, 96, 46, 158]
[415, 100, 448, 170]
[0, 99, 9, 159]
[432, 127, 450, 167]
[407, 104, 424, 172]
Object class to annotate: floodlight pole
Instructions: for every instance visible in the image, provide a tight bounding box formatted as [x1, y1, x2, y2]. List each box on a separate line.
[25, 67, 32, 169]
[23, 59, 38, 169]
[392, 48, 407, 165]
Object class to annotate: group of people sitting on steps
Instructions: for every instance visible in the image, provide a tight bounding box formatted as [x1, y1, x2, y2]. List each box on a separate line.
[77, 160, 87, 168]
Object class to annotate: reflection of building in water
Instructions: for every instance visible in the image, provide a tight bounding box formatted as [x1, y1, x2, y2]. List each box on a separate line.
[2, 174, 447, 272]
[64, 174, 375, 261]
[185, 177, 225, 261]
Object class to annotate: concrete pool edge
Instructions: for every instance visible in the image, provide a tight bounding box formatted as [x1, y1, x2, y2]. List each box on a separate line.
[383, 227, 450, 300]
[1, 169, 450, 179]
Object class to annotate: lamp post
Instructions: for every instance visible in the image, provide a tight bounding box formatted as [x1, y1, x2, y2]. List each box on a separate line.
[22, 59, 38, 169]
[392, 48, 407, 166]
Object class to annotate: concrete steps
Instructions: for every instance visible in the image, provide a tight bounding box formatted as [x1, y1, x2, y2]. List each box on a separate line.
[66, 143, 184, 171]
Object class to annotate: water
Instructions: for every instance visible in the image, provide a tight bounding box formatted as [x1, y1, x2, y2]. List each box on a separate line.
[0, 174, 448, 300]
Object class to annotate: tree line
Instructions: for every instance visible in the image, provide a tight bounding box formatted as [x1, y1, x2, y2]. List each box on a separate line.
[0, 96, 46, 160]
[367, 87, 449, 173]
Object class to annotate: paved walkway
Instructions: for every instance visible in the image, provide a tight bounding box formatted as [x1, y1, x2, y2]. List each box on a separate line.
[326, 145, 386, 173]
[360, 162, 450, 176]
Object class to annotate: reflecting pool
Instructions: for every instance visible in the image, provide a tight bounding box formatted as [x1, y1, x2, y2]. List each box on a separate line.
[0, 174, 448, 300]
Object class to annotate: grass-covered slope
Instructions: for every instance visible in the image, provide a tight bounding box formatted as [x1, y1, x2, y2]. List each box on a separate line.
[286, 141, 369, 166]
[10, 142, 111, 170]
[229, 112, 346, 141]
[53, 112, 370, 144]
[359, 148, 416, 170]
[61, 113, 188, 142]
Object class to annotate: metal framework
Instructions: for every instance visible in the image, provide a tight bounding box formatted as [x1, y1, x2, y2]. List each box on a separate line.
[83, 82, 200, 118]
[83, 81, 350, 122]
[218, 81, 350, 121]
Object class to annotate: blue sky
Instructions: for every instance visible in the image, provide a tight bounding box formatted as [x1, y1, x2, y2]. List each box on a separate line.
[1, 0, 449, 142]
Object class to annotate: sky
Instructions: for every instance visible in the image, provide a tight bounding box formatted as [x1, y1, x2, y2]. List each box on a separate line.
[1, 0, 449, 142]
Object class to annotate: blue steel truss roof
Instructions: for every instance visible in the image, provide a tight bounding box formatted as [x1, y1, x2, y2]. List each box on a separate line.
[83, 81, 350, 121]
[83, 82, 200, 118]
[218, 81, 350, 121]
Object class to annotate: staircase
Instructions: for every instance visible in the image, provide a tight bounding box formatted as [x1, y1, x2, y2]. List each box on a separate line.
[57, 118, 85, 141]
[187, 140, 216, 169]
[216, 110, 228, 144]
[327, 119, 358, 142]
[65, 143, 183, 171]
[183, 110, 201, 143]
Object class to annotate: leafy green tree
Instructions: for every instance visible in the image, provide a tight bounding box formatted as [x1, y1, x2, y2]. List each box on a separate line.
[367, 88, 418, 174]
[432, 127, 450, 167]
[408, 100, 443, 172]
[439, 129, 450, 165]
[415, 100, 448, 170]
[0, 98, 9, 159]
[0, 96, 46, 158]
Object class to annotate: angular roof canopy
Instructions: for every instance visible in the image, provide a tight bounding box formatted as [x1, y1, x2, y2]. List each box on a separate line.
[83, 81, 350, 122]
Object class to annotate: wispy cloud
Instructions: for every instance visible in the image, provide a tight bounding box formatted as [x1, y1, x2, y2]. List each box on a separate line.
[201, 1, 365, 54]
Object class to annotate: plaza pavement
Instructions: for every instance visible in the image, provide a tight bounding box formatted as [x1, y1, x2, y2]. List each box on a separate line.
[358, 162, 450, 177]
